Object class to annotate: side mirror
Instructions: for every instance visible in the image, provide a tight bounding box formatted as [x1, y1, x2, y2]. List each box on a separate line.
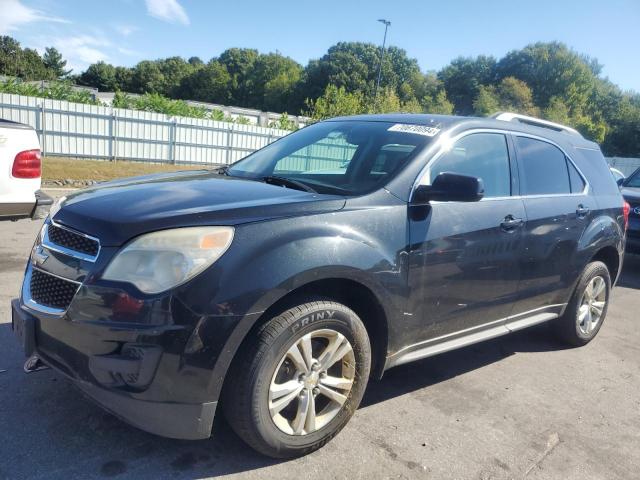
[411, 172, 485, 204]
[617, 177, 625, 187]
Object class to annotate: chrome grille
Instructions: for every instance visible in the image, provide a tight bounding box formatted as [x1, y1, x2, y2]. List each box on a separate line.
[47, 223, 99, 257]
[29, 268, 80, 310]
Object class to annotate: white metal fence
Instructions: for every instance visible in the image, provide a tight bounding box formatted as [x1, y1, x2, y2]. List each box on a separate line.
[0, 93, 292, 165]
[607, 157, 640, 177]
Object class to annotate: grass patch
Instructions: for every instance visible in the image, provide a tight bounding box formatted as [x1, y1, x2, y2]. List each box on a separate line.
[43, 157, 215, 183]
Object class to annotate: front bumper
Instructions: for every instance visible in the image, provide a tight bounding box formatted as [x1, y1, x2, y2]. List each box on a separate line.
[12, 297, 220, 440]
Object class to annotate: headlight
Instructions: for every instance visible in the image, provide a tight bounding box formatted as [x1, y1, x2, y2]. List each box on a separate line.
[102, 226, 234, 294]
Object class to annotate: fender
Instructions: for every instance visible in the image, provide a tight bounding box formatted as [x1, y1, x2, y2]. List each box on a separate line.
[556, 211, 625, 309]
[188, 203, 409, 402]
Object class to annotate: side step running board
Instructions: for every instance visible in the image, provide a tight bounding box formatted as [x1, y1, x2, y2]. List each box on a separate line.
[386, 312, 558, 369]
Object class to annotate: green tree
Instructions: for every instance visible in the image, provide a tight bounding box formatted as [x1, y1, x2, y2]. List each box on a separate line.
[473, 77, 538, 116]
[249, 52, 303, 112]
[438, 55, 496, 114]
[114, 66, 134, 91]
[129, 60, 165, 93]
[218, 48, 259, 106]
[473, 85, 501, 116]
[411, 73, 453, 114]
[77, 62, 117, 91]
[301, 42, 421, 109]
[42, 47, 71, 78]
[495, 42, 595, 112]
[305, 84, 365, 120]
[156, 56, 195, 96]
[0, 36, 52, 80]
[176, 61, 231, 104]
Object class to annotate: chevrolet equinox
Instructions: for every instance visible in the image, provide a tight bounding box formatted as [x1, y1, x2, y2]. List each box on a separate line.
[12, 112, 627, 458]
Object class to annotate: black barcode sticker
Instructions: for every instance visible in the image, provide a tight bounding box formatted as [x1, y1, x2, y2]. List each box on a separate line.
[387, 124, 440, 137]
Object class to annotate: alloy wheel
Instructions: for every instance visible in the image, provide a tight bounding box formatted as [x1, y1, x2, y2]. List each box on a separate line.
[268, 329, 356, 435]
[577, 275, 607, 335]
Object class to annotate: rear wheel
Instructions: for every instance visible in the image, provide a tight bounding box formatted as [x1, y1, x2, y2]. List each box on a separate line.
[553, 261, 611, 346]
[222, 300, 371, 458]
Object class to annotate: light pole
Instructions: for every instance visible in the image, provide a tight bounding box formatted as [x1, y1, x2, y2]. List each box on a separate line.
[374, 19, 391, 104]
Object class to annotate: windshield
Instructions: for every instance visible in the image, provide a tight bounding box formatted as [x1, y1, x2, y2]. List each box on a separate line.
[228, 120, 435, 195]
[624, 168, 640, 188]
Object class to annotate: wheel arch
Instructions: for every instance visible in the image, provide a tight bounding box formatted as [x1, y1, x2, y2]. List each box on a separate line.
[215, 277, 390, 409]
[590, 245, 621, 284]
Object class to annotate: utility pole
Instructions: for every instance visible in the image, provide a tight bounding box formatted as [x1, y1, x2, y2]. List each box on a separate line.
[374, 19, 391, 105]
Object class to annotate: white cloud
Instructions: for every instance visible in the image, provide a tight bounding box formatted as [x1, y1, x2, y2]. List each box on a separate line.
[117, 46, 139, 56]
[0, 0, 69, 34]
[50, 35, 111, 72]
[145, 0, 189, 25]
[114, 24, 138, 36]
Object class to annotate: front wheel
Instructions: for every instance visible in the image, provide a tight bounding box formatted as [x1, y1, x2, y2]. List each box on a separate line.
[222, 300, 371, 458]
[553, 261, 611, 346]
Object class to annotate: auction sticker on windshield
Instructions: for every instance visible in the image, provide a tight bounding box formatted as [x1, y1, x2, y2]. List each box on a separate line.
[387, 124, 440, 137]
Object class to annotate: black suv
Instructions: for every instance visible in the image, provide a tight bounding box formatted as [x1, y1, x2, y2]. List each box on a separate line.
[12, 113, 626, 458]
[620, 167, 640, 253]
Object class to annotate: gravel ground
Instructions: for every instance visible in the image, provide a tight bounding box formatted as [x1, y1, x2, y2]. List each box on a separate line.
[1, 196, 639, 480]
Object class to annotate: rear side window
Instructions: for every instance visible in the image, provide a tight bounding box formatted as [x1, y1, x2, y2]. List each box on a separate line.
[429, 133, 511, 198]
[567, 161, 586, 193]
[516, 137, 572, 195]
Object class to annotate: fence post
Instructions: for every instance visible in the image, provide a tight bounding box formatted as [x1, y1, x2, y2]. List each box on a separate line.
[40, 103, 47, 156]
[168, 118, 177, 164]
[226, 125, 234, 165]
[108, 111, 116, 162]
[35, 103, 41, 139]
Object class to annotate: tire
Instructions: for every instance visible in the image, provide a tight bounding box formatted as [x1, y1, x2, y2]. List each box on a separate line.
[222, 300, 371, 458]
[553, 261, 611, 346]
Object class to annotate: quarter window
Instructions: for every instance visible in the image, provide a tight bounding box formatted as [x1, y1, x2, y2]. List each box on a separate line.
[567, 161, 586, 193]
[516, 137, 574, 195]
[428, 133, 511, 198]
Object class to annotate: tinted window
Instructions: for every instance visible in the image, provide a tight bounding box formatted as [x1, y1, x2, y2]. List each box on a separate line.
[429, 133, 511, 198]
[568, 161, 585, 193]
[229, 121, 431, 195]
[516, 137, 570, 195]
[625, 168, 640, 188]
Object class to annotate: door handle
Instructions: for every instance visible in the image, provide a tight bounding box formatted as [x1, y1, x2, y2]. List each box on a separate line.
[576, 205, 590, 218]
[500, 215, 523, 232]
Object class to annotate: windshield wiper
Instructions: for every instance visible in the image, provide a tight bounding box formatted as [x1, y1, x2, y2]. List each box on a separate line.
[262, 175, 317, 193]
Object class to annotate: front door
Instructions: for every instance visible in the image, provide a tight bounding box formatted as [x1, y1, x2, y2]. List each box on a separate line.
[405, 132, 525, 347]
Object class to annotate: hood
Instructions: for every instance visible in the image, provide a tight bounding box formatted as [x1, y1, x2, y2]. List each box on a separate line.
[53, 170, 345, 246]
[621, 187, 640, 203]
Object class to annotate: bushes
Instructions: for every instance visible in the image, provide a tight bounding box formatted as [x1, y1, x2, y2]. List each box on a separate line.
[0, 79, 100, 104]
[1, 81, 256, 126]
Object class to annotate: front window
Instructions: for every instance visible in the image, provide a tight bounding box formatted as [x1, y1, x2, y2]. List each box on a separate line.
[228, 121, 435, 195]
[426, 133, 512, 198]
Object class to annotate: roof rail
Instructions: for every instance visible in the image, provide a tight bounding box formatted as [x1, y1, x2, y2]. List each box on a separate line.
[490, 112, 583, 138]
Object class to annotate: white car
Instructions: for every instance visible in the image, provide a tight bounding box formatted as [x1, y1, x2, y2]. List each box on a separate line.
[0, 119, 52, 220]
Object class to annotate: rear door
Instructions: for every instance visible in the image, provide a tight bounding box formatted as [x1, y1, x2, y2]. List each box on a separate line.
[406, 131, 526, 344]
[511, 135, 595, 314]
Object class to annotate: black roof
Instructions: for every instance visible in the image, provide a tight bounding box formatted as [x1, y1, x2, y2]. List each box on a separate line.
[326, 113, 598, 149]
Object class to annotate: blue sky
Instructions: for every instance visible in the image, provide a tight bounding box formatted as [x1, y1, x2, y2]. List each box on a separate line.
[2, 0, 639, 92]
